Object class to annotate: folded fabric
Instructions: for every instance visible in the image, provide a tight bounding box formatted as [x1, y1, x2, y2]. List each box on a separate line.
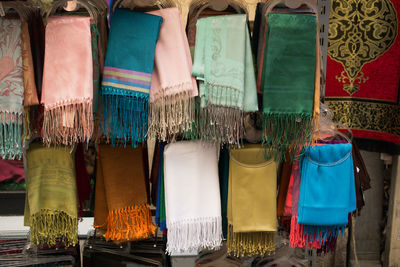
[192, 14, 258, 145]
[41, 16, 93, 146]
[261, 13, 317, 160]
[101, 9, 162, 146]
[24, 143, 78, 247]
[228, 145, 276, 257]
[0, 18, 24, 160]
[163, 141, 222, 254]
[147, 8, 198, 141]
[94, 144, 155, 243]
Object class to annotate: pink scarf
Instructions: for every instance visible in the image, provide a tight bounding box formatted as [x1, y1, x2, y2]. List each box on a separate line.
[147, 8, 198, 141]
[41, 17, 93, 146]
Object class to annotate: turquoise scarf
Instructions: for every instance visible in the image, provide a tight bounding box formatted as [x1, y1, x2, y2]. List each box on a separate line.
[192, 14, 258, 145]
[101, 9, 162, 146]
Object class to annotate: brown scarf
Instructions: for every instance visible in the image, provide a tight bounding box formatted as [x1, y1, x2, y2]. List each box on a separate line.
[94, 144, 155, 243]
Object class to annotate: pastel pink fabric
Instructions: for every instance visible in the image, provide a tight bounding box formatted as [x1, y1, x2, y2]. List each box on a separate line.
[41, 16, 93, 109]
[148, 8, 197, 102]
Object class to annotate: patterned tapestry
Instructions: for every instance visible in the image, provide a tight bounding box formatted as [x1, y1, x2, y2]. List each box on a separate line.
[325, 0, 400, 154]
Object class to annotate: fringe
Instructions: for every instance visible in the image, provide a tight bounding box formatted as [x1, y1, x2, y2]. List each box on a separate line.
[227, 224, 275, 257]
[101, 204, 156, 243]
[30, 209, 78, 247]
[199, 82, 245, 146]
[166, 216, 223, 255]
[289, 216, 344, 249]
[102, 87, 148, 147]
[0, 111, 23, 160]
[262, 113, 313, 162]
[42, 100, 93, 146]
[148, 89, 195, 142]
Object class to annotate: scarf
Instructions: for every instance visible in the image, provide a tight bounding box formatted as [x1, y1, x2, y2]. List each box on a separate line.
[163, 141, 222, 254]
[155, 142, 167, 231]
[261, 13, 317, 160]
[192, 14, 258, 145]
[0, 18, 24, 160]
[94, 144, 155, 243]
[292, 144, 356, 247]
[227, 145, 276, 257]
[21, 21, 38, 107]
[218, 145, 230, 239]
[24, 143, 78, 247]
[41, 16, 93, 146]
[101, 9, 162, 146]
[147, 8, 198, 141]
[325, 0, 400, 154]
[75, 143, 92, 217]
[29, 11, 45, 100]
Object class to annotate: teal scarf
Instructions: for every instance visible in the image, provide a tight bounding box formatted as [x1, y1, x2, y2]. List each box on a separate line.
[0, 18, 24, 160]
[261, 13, 316, 160]
[101, 9, 162, 146]
[192, 14, 258, 145]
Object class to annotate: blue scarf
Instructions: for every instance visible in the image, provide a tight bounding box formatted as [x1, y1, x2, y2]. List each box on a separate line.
[101, 9, 162, 146]
[297, 144, 356, 242]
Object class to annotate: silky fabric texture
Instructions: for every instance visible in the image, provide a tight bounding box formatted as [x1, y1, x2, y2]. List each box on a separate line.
[163, 141, 222, 254]
[261, 13, 316, 160]
[21, 22, 39, 106]
[298, 144, 356, 226]
[192, 14, 258, 145]
[155, 142, 167, 231]
[101, 9, 162, 146]
[147, 8, 198, 141]
[41, 16, 93, 146]
[24, 143, 78, 247]
[218, 145, 230, 239]
[94, 144, 155, 243]
[0, 18, 23, 160]
[75, 143, 92, 217]
[228, 145, 276, 257]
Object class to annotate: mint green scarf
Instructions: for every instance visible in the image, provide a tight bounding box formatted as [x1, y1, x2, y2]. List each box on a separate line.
[261, 13, 316, 160]
[192, 14, 258, 145]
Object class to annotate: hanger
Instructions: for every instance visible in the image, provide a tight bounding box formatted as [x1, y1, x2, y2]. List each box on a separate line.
[0, 1, 32, 21]
[265, 0, 318, 17]
[113, 0, 175, 11]
[46, 0, 98, 24]
[189, 0, 246, 21]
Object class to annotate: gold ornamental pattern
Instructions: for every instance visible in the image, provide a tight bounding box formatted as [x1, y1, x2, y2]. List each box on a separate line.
[325, 100, 400, 136]
[328, 0, 398, 95]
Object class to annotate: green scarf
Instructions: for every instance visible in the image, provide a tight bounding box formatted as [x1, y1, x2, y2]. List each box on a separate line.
[192, 14, 258, 145]
[24, 144, 78, 247]
[261, 13, 316, 160]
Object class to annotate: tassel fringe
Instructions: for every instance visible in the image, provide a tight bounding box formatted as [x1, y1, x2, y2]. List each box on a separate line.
[166, 216, 222, 255]
[0, 111, 23, 160]
[262, 113, 313, 161]
[30, 209, 78, 247]
[102, 87, 148, 147]
[148, 89, 195, 141]
[101, 204, 156, 243]
[42, 100, 93, 146]
[289, 216, 344, 249]
[227, 224, 275, 257]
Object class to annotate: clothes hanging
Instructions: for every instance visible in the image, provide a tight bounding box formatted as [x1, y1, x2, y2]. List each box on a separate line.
[192, 14, 258, 145]
[94, 144, 155, 243]
[41, 16, 93, 146]
[0, 18, 24, 160]
[163, 141, 222, 254]
[24, 143, 78, 247]
[147, 7, 198, 141]
[101, 9, 162, 146]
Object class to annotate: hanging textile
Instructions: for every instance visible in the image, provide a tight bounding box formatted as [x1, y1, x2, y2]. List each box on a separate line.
[260, 13, 317, 160]
[227, 145, 276, 257]
[163, 141, 222, 254]
[218, 145, 230, 239]
[0, 18, 24, 160]
[24, 143, 78, 247]
[41, 16, 93, 146]
[94, 144, 155, 243]
[325, 0, 400, 154]
[147, 8, 198, 141]
[192, 14, 258, 145]
[291, 144, 356, 247]
[155, 142, 167, 232]
[75, 143, 92, 217]
[101, 9, 162, 146]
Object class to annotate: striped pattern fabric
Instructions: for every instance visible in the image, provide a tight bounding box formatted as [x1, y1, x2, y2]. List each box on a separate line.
[102, 66, 151, 94]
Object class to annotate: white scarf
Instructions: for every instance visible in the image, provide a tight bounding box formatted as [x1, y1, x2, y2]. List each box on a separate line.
[163, 141, 222, 254]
